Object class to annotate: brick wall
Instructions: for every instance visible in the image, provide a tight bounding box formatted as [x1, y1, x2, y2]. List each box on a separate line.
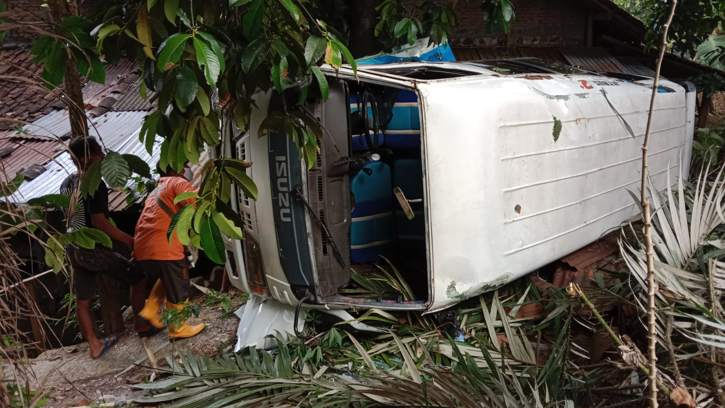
[450, 0, 590, 48]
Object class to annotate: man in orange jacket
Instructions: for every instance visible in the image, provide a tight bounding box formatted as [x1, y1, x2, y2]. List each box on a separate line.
[134, 165, 205, 340]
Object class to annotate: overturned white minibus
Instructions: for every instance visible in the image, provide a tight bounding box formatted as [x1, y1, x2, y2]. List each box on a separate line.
[223, 60, 696, 314]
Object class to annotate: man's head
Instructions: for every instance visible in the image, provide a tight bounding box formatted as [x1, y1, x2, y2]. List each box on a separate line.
[69, 137, 104, 171]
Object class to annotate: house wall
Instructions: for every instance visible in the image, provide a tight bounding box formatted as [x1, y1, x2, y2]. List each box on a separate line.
[450, 0, 590, 48]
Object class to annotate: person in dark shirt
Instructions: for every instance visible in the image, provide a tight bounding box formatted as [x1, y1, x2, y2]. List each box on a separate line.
[62, 137, 149, 358]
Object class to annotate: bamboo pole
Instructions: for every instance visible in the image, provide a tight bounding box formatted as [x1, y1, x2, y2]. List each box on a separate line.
[639, 1, 678, 407]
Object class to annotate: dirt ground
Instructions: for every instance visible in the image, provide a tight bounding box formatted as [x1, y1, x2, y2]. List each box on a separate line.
[24, 297, 243, 408]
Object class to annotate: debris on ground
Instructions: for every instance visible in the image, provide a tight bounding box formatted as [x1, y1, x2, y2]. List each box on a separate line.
[22, 294, 243, 408]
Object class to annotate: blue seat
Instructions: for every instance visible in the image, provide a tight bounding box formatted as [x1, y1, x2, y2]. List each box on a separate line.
[351, 130, 385, 152]
[348, 90, 421, 151]
[349, 95, 385, 152]
[350, 161, 394, 263]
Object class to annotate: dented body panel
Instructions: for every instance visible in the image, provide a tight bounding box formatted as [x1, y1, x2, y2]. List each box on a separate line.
[225, 62, 696, 313]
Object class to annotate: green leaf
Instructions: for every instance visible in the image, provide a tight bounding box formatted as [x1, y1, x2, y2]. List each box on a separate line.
[122, 154, 151, 178]
[28, 193, 69, 208]
[101, 151, 131, 188]
[193, 36, 221, 86]
[197, 32, 225, 74]
[324, 41, 341, 67]
[552, 116, 562, 142]
[31, 37, 54, 63]
[77, 55, 106, 84]
[216, 199, 246, 231]
[240, 39, 266, 73]
[80, 228, 113, 248]
[185, 118, 200, 163]
[174, 65, 199, 109]
[42, 41, 67, 87]
[310, 66, 328, 100]
[196, 87, 211, 116]
[200, 215, 226, 264]
[394, 18, 410, 39]
[271, 56, 289, 92]
[164, 0, 180, 24]
[304, 35, 326, 65]
[224, 167, 258, 200]
[213, 212, 243, 240]
[216, 159, 252, 172]
[157, 33, 191, 72]
[67, 228, 102, 249]
[147, 0, 159, 11]
[136, 7, 155, 60]
[229, 0, 253, 7]
[159, 137, 170, 172]
[278, 0, 302, 23]
[80, 161, 102, 197]
[61, 16, 94, 48]
[242, 0, 265, 39]
[44, 235, 66, 272]
[96, 24, 121, 52]
[407, 22, 418, 44]
[173, 205, 194, 245]
[199, 116, 220, 145]
[140, 111, 160, 154]
[174, 191, 199, 204]
[303, 133, 318, 170]
[193, 201, 212, 232]
[0, 174, 25, 197]
[88, 57, 106, 84]
[501, 0, 514, 21]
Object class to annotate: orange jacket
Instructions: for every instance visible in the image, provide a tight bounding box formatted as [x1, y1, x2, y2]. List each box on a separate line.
[133, 177, 197, 261]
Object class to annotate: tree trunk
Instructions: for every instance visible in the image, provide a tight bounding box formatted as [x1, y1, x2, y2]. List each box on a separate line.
[46, 0, 88, 138]
[348, 0, 380, 57]
[697, 93, 711, 129]
[63, 59, 88, 138]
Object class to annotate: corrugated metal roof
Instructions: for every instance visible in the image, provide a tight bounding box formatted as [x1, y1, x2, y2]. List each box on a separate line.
[9, 111, 161, 207]
[18, 109, 71, 140]
[615, 56, 656, 77]
[454, 47, 567, 64]
[112, 79, 156, 111]
[561, 48, 627, 74]
[82, 60, 138, 108]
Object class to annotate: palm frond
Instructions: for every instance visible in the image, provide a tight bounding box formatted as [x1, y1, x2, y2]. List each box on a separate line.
[621, 163, 725, 406]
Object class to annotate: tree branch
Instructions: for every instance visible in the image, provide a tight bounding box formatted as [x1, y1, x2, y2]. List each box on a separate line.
[639, 1, 678, 407]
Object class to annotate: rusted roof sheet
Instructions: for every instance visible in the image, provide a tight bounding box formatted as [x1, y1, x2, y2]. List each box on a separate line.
[82, 60, 139, 109]
[1, 47, 140, 130]
[0, 132, 63, 182]
[561, 48, 627, 74]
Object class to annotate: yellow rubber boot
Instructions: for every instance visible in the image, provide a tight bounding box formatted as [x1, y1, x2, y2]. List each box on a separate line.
[139, 279, 166, 329]
[166, 301, 205, 340]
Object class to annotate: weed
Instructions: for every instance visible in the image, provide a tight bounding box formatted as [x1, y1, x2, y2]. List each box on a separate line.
[202, 289, 235, 318]
[161, 302, 200, 328]
[693, 127, 725, 166]
[5, 383, 47, 408]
